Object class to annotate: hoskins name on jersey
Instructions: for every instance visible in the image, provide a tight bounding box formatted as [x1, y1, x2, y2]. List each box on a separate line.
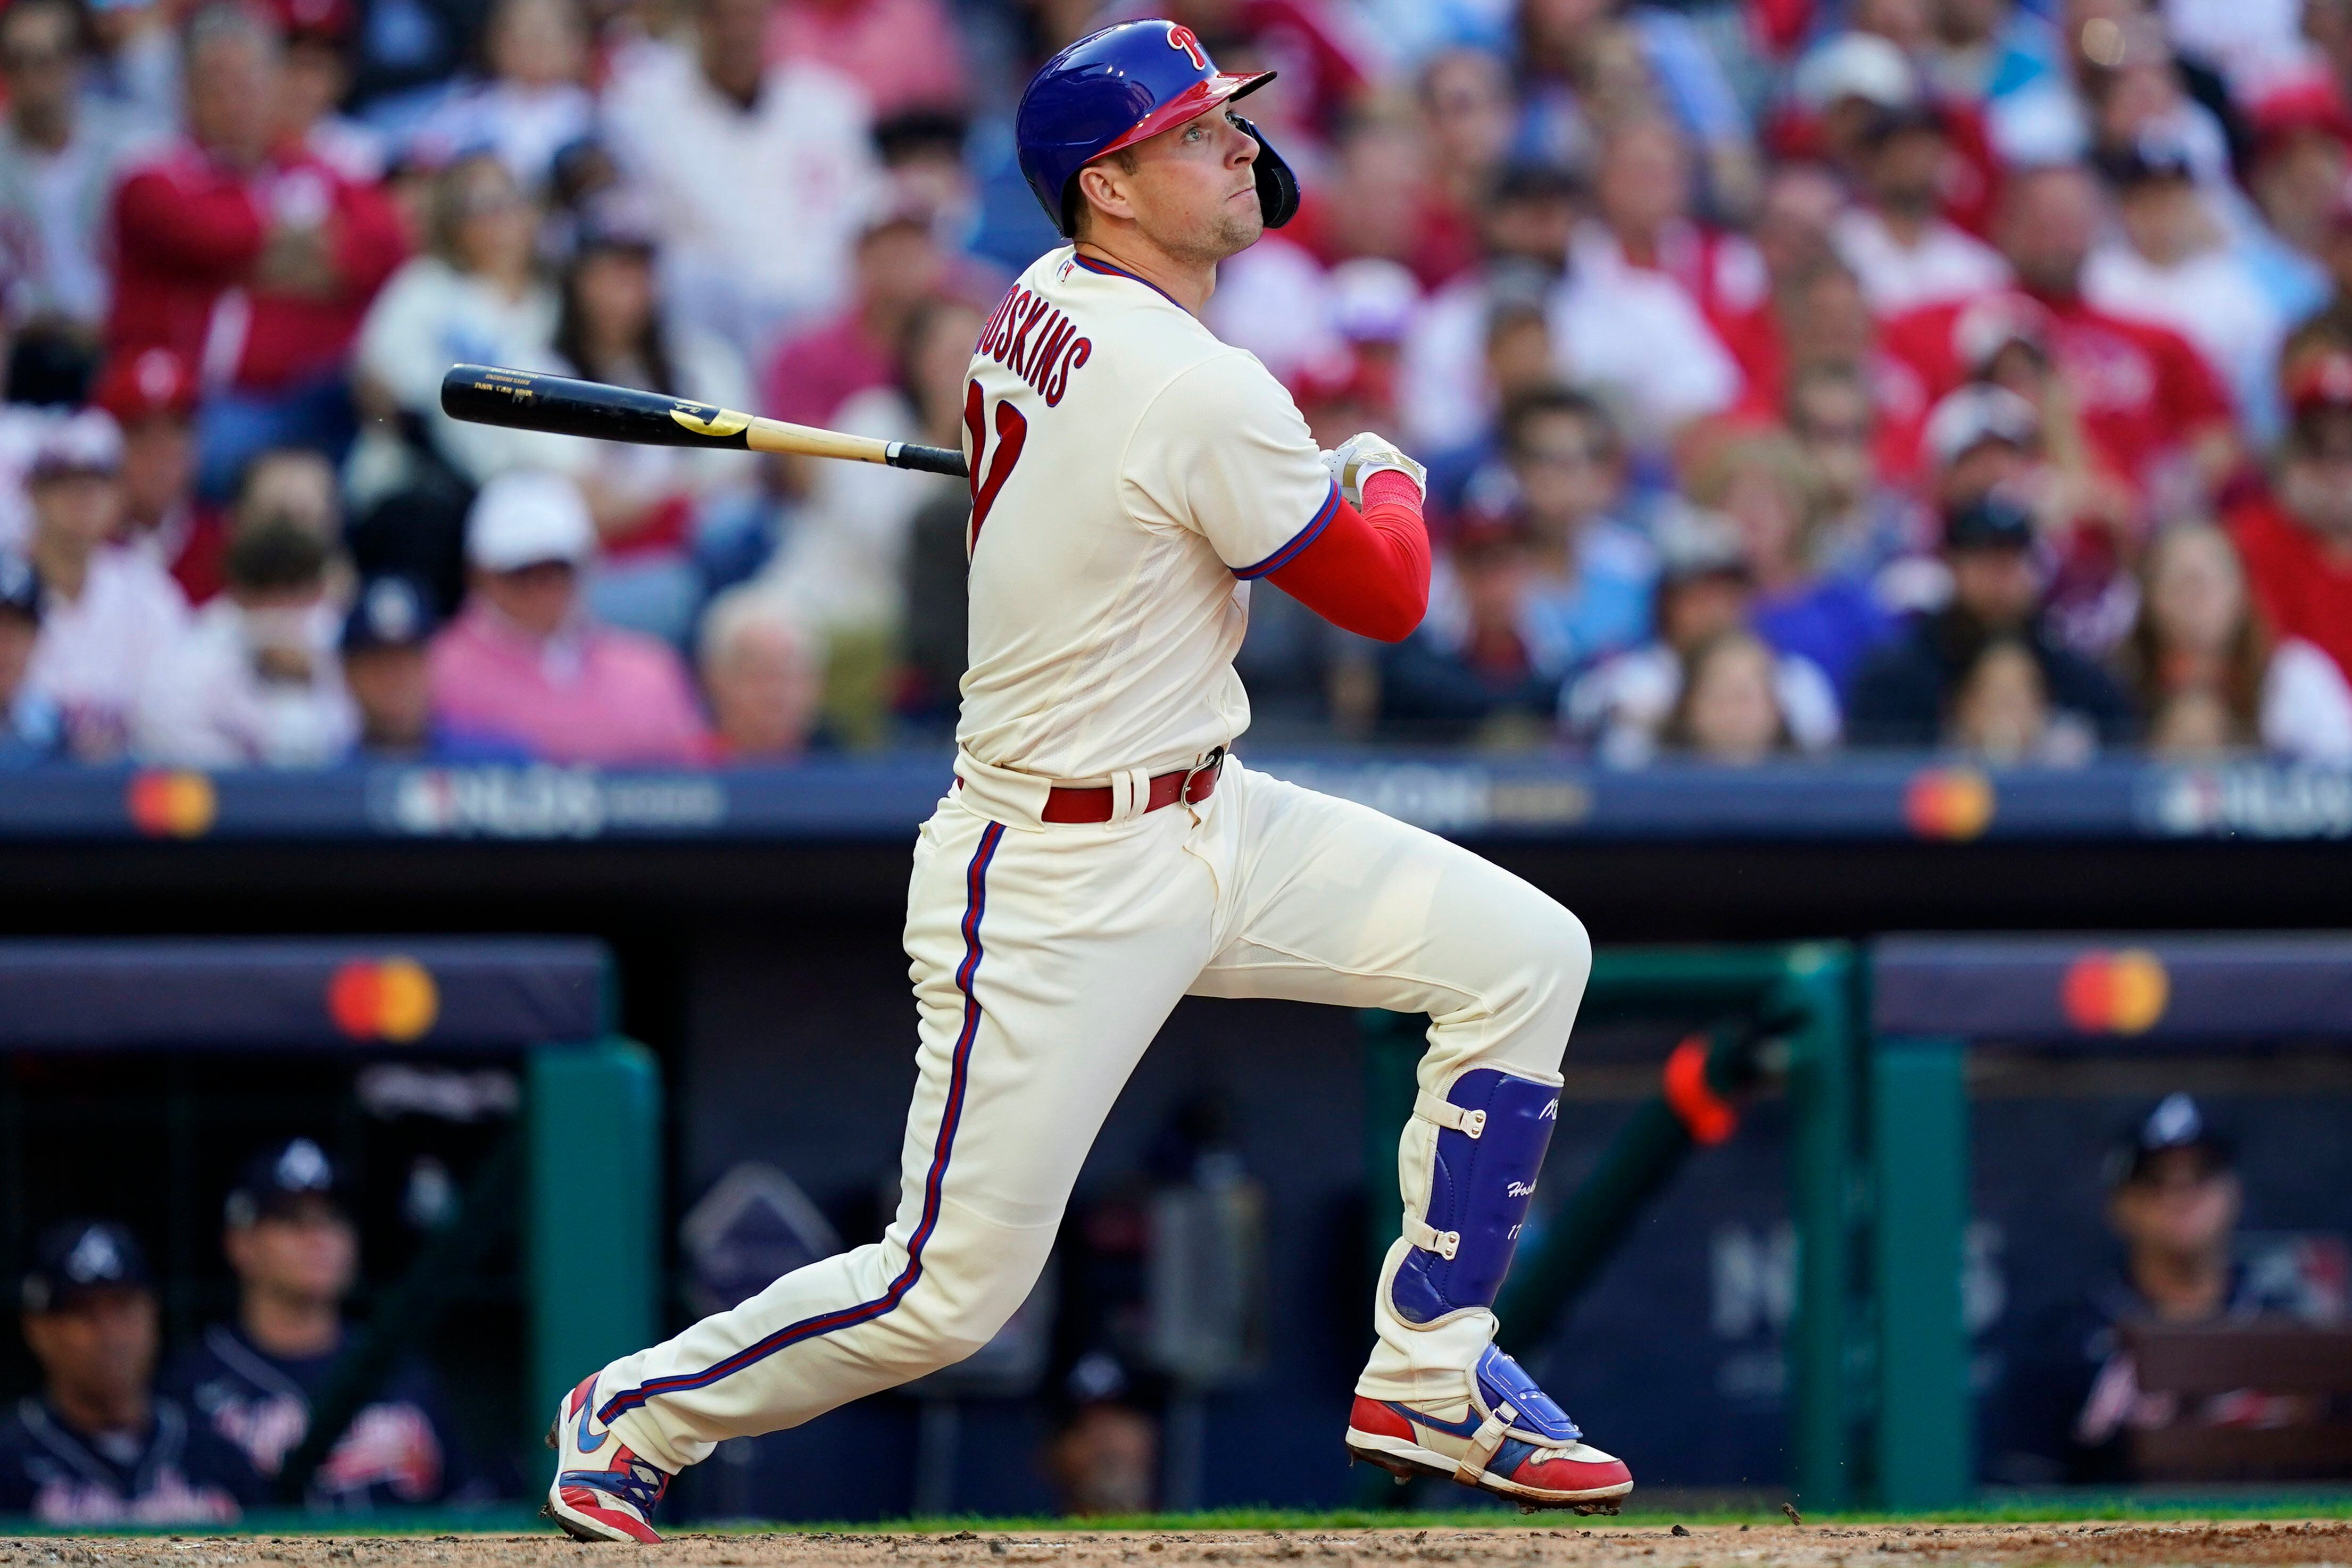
[974, 282, 1092, 406]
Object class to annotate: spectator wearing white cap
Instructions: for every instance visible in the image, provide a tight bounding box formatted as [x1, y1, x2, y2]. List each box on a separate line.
[1924, 378, 2141, 651]
[131, 520, 356, 768]
[20, 410, 189, 761]
[1789, 31, 1923, 181]
[1831, 105, 2012, 315]
[427, 472, 709, 765]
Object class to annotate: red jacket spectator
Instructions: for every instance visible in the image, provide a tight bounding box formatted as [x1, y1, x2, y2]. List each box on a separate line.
[2229, 354, 2352, 683]
[92, 347, 227, 604]
[1879, 288, 2233, 496]
[2231, 494, 2352, 683]
[107, 143, 406, 395]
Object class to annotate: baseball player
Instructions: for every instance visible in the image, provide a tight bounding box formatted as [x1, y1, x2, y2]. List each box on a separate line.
[160, 1138, 480, 1509]
[550, 22, 1632, 1539]
[0, 1221, 264, 1524]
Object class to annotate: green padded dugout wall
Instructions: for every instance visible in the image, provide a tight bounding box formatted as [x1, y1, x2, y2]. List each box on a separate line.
[1364, 944, 1862, 1508]
[0, 938, 660, 1480]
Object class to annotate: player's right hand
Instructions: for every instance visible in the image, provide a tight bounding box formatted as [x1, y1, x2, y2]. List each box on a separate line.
[1320, 431, 1427, 510]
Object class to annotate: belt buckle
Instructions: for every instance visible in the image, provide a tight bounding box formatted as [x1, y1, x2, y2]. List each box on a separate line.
[1178, 746, 1226, 804]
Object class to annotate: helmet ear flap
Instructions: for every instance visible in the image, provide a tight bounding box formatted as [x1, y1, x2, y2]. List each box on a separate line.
[1233, 114, 1299, 229]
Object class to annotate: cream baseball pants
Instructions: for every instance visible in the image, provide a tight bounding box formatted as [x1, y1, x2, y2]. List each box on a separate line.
[594, 757, 1590, 1471]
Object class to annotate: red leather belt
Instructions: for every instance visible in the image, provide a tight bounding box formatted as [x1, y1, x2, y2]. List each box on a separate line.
[957, 748, 1225, 824]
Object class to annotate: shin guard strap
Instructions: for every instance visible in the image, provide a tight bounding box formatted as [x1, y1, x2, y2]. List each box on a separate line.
[1413, 1091, 1486, 1138]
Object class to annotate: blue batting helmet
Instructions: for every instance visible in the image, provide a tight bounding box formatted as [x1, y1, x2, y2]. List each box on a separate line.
[1015, 19, 1299, 238]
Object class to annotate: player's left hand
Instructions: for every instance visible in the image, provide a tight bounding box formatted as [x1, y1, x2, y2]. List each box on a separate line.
[1320, 431, 1427, 510]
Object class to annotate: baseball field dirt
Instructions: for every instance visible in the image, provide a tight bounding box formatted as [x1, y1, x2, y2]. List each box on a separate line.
[8, 1522, 2351, 1568]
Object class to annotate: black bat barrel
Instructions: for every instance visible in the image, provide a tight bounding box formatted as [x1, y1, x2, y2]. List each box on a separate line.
[441, 364, 754, 450]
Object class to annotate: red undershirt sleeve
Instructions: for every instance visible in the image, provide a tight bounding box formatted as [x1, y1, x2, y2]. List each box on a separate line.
[1265, 468, 1431, 643]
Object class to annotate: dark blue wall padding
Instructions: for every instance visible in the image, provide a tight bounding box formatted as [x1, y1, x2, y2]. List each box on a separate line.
[2, 755, 2347, 845]
[1873, 933, 2352, 1044]
[0, 938, 609, 1048]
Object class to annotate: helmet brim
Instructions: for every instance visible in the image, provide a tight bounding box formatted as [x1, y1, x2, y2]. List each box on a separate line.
[1089, 70, 1276, 165]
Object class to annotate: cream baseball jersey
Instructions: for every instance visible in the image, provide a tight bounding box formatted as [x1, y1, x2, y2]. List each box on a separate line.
[954, 245, 1340, 782]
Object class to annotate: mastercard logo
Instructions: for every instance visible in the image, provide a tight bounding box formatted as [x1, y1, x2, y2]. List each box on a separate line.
[2061, 949, 2169, 1034]
[1905, 767, 1995, 840]
[126, 771, 217, 837]
[327, 957, 439, 1042]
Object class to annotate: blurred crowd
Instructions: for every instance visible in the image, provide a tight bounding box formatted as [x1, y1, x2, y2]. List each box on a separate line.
[0, 0, 2350, 768]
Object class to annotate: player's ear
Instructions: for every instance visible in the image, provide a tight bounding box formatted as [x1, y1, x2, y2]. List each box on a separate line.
[1075, 162, 1131, 229]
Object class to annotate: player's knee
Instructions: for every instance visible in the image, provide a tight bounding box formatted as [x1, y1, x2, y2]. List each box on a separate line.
[896, 1227, 1051, 1365]
[1507, 900, 1590, 1013]
[1548, 904, 1593, 996]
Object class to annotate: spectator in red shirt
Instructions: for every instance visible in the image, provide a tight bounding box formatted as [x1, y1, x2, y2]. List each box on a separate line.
[105, 3, 407, 499]
[761, 204, 950, 432]
[2229, 351, 2352, 687]
[1583, 115, 1768, 344]
[1278, 114, 1478, 291]
[92, 348, 225, 605]
[426, 471, 710, 765]
[766, 0, 969, 117]
[1879, 163, 2240, 514]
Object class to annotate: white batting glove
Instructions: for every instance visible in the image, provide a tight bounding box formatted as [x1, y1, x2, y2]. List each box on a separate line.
[1319, 430, 1427, 510]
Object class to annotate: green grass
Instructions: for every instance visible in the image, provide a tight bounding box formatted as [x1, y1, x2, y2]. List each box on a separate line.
[695, 1495, 2352, 1533]
[19, 1494, 2352, 1537]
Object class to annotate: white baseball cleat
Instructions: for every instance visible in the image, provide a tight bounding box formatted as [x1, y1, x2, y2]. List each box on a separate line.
[1345, 1345, 1633, 1513]
[544, 1372, 671, 1542]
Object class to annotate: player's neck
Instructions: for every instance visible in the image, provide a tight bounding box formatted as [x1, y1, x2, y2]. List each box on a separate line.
[1073, 238, 1212, 318]
[48, 1382, 148, 1440]
[243, 1290, 343, 1358]
[2130, 1244, 2229, 1321]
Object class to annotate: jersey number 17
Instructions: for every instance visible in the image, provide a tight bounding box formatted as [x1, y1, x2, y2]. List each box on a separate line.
[962, 381, 1028, 553]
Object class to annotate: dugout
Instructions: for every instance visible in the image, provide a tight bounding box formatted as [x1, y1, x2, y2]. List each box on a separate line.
[0, 938, 659, 1510]
[1867, 935, 2352, 1509]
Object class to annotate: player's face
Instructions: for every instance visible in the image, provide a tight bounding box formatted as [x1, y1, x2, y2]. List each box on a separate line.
[2109, 1149, 2240, 1260]
[476, 560, 581, 640]
[24, 1289, 159, 1407]
[1110, 108, 1264, 265]
[229, 1199, 359, 1306]
[344, 644, 433, 750]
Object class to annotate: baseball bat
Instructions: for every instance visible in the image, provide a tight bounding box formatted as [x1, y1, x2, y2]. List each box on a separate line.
[438, 364, 971, 478]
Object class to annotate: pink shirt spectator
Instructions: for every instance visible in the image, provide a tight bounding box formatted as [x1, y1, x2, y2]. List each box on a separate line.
[764, 0, 967, 115]
[763, 310, 890, 429]
[427, 606, 710, 765]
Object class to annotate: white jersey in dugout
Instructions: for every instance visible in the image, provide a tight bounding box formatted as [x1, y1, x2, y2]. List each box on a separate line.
[954, 244, 1340, 783]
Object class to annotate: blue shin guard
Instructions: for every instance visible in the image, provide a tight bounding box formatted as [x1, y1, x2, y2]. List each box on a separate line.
[1391, 1066, 1559, 1326]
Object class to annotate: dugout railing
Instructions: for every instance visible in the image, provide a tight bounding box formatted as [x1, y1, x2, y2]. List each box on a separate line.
[1866, 933, 2352, 1509]
[1363, 943, 1865, 1509]
[0, 938, 660, 1512]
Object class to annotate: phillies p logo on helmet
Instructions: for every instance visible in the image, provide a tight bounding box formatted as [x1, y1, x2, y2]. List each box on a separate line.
[1013, 19, 1299, 236]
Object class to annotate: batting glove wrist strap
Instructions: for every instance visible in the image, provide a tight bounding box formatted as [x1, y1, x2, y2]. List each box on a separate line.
[1320, 430, 1427, 509]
